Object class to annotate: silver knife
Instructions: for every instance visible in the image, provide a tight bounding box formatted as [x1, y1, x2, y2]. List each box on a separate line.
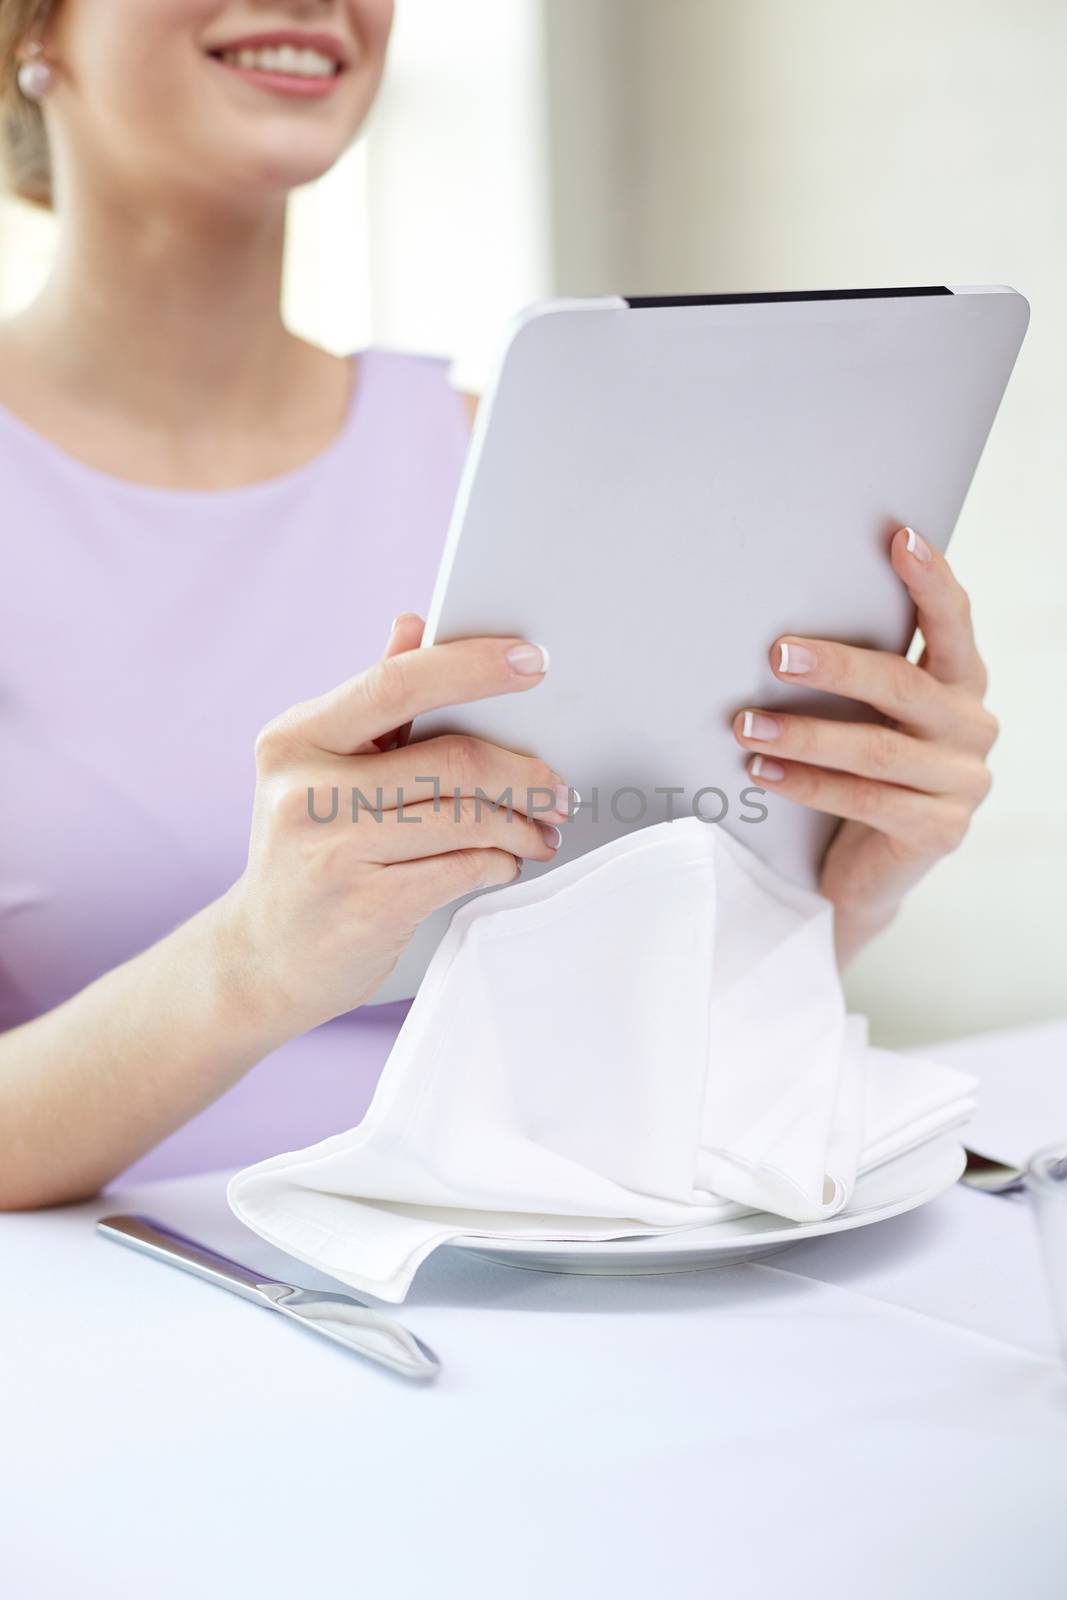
[97, 1213, 439, 1381]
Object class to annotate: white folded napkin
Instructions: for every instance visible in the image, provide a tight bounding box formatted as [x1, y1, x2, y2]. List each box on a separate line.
[229, 818, 975, 1301]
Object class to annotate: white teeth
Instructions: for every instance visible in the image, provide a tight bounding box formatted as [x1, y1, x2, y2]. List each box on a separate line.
[300, 48, 334, 76]
[219, 45, 338, 78]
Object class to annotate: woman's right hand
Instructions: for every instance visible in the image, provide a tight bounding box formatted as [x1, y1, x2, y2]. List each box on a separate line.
[218, 619, 570, 1038]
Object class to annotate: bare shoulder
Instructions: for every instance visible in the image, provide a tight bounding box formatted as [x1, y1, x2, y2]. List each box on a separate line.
[0, 318, 37, 406]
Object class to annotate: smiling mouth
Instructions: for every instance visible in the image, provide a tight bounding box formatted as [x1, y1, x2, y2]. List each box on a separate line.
[205, 34, 347, 95]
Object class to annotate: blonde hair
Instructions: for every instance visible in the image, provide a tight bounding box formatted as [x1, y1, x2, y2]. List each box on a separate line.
[0, 0, 54, 206]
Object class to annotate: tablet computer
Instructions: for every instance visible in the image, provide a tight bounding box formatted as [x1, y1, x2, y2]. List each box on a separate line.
[373, 285, 1028, 1002]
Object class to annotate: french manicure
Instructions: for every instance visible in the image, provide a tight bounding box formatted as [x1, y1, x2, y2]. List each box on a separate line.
[778, 641, 816, 675]
[904, 527, 933, 563]
[742, 710, 781, 741]
[506, 642, 550, 675]
[750, 754, 786, 782]
[552, 783, 577, 816]
[540, 822, 563, 849]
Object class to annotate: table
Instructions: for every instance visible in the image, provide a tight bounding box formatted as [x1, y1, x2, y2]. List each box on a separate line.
[3, 1021, 1066, 1599]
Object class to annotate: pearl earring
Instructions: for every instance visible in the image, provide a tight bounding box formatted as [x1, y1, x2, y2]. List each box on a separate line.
[17, 41, 53, 102]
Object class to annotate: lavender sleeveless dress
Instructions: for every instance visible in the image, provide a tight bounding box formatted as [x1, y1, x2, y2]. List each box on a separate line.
[0, 349, 471, 1183]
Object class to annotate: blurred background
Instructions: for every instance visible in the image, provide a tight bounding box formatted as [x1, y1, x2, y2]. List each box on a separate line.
[1, 0, 1063, 1046]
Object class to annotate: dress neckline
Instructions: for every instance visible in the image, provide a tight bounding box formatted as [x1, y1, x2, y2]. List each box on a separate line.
[0, 348, 371, 505]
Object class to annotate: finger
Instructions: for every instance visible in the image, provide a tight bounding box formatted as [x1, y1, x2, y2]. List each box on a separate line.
[354, 734, 576, 821]
[290, 634, 551, 756]
[733, 708, 992, 802]
[381, 846, 524, 925]
[308, 793, 564, 865]
[384, 612, 425, 657]
[374, 612, 425, 753]
[771, 632, 966, 740]
[889, 525, 988, 693]
[744, 754, 972, 860]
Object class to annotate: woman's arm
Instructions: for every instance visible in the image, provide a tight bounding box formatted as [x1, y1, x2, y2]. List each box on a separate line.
[732, 526, 999, 965]
[0, 893, 283, 1210]
[0, 623, 569, 1210]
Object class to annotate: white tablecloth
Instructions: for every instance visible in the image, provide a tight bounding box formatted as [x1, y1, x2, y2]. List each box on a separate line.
[3, 1021, 1066, 1599]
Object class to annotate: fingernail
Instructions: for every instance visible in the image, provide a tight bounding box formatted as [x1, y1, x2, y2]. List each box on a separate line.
[742, 710, 781, 741]
[778, 641, 816, 674]
[506, 642, 550, 675]
[750, 754, 786, 782]
[540, 822, 563, 849]
[904, 527, 932, 563]
[513, 857, 524, 879]
[552, 783, 575, 816]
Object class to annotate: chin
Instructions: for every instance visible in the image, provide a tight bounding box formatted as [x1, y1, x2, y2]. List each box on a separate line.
[209, 133, 356, 198]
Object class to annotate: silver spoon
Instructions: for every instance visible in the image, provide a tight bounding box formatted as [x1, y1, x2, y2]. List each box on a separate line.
[961, 1147, 1067, 1196]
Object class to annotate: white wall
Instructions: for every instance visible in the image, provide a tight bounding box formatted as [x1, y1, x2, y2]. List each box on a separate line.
[358, 0, 552, 390]
[543, 0, 1067, 1044]
[0, 189, 52, 312]
[283, 139, 373, 356]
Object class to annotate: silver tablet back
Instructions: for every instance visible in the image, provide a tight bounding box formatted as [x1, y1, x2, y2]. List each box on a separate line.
[373, 286, 1028, 1002]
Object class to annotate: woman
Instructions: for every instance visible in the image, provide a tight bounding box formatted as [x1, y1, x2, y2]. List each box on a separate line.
[0, 0, 998, 1210]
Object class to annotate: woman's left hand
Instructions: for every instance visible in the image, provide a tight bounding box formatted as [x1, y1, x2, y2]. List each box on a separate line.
[733, 525, 999, 965]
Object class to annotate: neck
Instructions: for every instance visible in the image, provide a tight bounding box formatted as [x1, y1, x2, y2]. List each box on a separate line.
[17, 168, 301, 429]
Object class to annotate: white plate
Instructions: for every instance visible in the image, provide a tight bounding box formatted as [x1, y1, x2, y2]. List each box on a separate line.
[448, 1136, 966, 1275]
